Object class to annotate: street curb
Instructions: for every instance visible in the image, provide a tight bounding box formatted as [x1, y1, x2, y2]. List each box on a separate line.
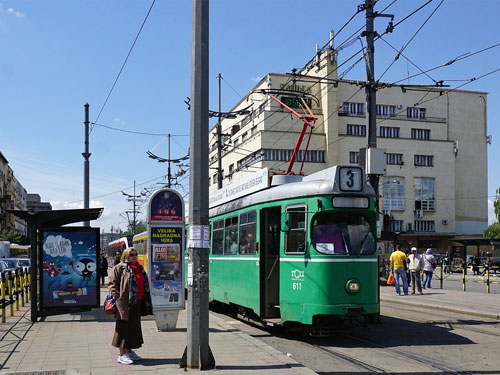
[212, 315, 318, 375]
[381, 297, 500, 321]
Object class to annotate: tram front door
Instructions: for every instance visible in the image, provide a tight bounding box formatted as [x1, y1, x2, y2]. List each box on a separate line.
[260, 207, 280, 318]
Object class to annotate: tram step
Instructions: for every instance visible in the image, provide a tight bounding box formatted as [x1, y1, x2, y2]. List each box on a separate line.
[272, 305, 280, 309]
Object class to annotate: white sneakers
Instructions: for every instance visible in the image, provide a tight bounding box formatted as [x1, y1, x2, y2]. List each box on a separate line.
[129, 351, 142, 361]
[117, 353, 133, 365]
[117, 351, 142, 365]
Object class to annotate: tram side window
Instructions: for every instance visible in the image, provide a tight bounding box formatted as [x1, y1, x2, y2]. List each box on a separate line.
[285, 206, 307, 254]
[239, 211, 256, 255]
[224, 216, 239, 255]
[212, 220, 224, 255]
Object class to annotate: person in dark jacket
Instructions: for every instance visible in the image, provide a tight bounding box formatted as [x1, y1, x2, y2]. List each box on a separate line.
[108, 248, 153, 365]
[114, 251, 122, 267]
[99, 252, 109, 287]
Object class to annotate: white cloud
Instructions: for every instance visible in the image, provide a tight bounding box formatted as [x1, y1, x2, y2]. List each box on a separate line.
[251, 76, 263, 82]
[0, 4, 24, 17]
[488, 200, 497, 225]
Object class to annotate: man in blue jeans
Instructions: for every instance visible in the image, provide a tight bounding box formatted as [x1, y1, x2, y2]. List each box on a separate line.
[390, 245, 409, 295]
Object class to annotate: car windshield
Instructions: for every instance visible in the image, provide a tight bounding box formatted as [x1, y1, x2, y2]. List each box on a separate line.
[312, 212, 375, 255]
[4, 259, 18, 268]
[19, 259, 30, 266]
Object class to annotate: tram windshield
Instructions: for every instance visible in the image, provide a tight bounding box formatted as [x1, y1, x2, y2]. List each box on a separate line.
[312, 213, 375, 255]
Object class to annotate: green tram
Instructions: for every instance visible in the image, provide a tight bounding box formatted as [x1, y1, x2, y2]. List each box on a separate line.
[206, 165, 379, 329]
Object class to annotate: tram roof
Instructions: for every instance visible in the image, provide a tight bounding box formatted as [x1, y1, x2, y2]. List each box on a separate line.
[209, 165, 375, 217]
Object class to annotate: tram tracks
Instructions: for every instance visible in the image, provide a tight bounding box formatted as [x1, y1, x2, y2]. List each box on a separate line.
[383, 301, 500, 338]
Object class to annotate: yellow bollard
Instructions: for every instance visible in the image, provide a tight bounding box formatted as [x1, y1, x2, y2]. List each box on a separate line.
[27, 269, 31, 300]
[462, 267, 466, 291]
[8, 273, 14, 316]
[20, 270, 25, 308]
[486, 268, 490, 294]
[15, 271, 19, 312]
[1, 272, 6, 323]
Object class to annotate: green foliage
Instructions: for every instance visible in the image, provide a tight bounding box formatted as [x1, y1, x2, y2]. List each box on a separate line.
[123, 220, 147, 236]
[0, 230, 22, 244]
[494, 188, 500, 222]
[484, 222, 500, 238]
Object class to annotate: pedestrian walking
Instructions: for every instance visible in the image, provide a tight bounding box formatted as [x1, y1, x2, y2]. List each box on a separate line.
[408, 247, 423, 294]
[443, 251, 450, 273]
[390, 245, 409, 295]
[99, 252, 108, 287]
[114, 251, 122, 267]
[422, 248, 436, 289]
[108, 248, 153, 365]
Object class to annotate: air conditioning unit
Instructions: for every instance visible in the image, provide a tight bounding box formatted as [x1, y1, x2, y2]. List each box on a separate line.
[415, 209, 424, 218]
[406, 223, 413, 231]
[442, 219, 449, 225]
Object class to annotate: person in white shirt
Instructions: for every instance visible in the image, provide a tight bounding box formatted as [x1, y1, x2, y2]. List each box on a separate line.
[408, 247, 424, 294]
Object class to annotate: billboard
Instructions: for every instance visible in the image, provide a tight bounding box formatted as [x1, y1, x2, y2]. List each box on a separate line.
[149, 226, 183, 308]
[39, 227, 100, 310]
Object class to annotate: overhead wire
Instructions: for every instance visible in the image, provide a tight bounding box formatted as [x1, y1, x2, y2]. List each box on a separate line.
[90, 0, 156, 133]
[376, 0, 445, 83]
[92, 122, 189, 137]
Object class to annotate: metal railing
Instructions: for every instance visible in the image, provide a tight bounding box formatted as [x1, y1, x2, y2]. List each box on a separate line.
[0, 267, 31, 322]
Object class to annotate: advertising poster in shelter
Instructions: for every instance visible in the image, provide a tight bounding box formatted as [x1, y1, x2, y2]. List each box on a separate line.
[149, 225, 183, 308]
[39, 228, 99, 310]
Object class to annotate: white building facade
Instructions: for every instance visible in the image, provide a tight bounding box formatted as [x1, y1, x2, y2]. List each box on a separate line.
[208, 50, 488, 253]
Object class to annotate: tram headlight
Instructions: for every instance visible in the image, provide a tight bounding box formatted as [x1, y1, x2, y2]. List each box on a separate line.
[345, 279, 360, 295]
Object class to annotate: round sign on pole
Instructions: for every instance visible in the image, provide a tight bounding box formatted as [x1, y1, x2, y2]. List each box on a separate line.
[147, 189, 185, 330]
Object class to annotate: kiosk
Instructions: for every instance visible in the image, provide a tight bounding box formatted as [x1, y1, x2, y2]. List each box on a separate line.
[147, 188, 185, 330]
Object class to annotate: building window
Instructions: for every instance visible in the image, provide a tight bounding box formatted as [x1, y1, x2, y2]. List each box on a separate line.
[411, 128, 430, 140]
[380, 126, 400, 138]
[390, 219, 404, 232]
[343, 102, 364, 116]
[241, 114, 251, 127]
[212, 174, 217, 185]
[228, 163, 234, 174]
[415, 177, 435, 211]
[251, 126, 257, 136]
[242, 132, 248, 142]
[386, 153, 403, 165]
[414, 155, 434, 167]
[383, 177, 404, 211]
[347, 124, 366, 136]
[376, 104, 396, 118]
[407, 107, 426, 120]
[415, 220, 435, 232]
[349, 151, 360, 164]
[234, 138, 240, 147]
[262, 149, 325, 163]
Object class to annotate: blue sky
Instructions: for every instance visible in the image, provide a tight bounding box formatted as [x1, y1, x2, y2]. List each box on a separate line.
[1, 0, 499, 233]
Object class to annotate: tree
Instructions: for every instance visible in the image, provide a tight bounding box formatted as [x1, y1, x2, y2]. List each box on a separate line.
[123, 220, 147, 236]
[484, 222, 500, 239]
[494, 188, 500, 222]
[0, 230, 22, 244]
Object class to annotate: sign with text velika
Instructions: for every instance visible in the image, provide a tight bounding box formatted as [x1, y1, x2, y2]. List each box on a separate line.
[147, 189, 185, 310]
